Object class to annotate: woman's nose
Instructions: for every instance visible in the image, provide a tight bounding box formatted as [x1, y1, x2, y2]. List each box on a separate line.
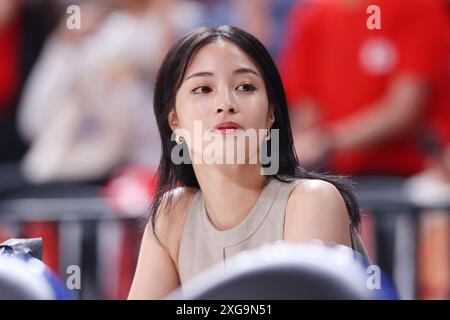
[216, 90, 239, 114]
[216, 103, 238, 113]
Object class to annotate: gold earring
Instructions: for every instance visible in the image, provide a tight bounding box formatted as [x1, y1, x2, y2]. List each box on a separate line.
[265, 129, 271, 141]
[176, 134, 184, 144]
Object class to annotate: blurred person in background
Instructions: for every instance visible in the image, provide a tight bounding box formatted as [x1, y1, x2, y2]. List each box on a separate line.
[199, 0, 272, 48]
[197, 0, 297, 59]
[17, 0, 110, 184]
[280, 0, 450, 176]
[279, 0, 450, 299]
[17, 0, 204, 184]
[8, 0, 205, 299]
[0, 0, 68, 286]
[0, 0, 24, 172]
[0, 0, 58, 192]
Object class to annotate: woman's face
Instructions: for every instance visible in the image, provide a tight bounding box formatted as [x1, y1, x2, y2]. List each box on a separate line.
[169, 40, 275, 164]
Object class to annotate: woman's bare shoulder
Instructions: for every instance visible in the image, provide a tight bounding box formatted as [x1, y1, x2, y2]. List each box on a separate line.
[290, 178, 342, 197]
[285, 179, 351, 246]
[287, 178, 348, 217]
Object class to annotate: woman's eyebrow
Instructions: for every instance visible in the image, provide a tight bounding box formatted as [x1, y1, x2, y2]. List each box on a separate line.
[185, 68, 260, 81]
[185, 71, 213, 81]
[233, 67, 260, 77]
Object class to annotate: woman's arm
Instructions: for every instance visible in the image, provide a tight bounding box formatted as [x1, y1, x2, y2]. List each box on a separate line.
[284, 179, 352, 247]
[127, 222, 180, 300]
[128, 188, 196, 299]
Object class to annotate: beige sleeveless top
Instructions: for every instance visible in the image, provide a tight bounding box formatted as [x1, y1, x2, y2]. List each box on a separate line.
[178, 178, 369, 285]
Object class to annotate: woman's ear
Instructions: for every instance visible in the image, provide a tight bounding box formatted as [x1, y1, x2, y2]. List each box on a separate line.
[168, 110, 179, 131]
[267, 104, 275, 128]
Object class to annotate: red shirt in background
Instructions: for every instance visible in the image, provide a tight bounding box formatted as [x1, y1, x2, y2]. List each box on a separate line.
[279, 0, 450, 176]
[0, 13, 21, 116]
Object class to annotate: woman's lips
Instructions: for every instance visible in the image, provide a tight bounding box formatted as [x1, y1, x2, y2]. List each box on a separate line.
[214, 121, 242, 134]
[214, 121, 241, 129]
[215, 128, 242, 134]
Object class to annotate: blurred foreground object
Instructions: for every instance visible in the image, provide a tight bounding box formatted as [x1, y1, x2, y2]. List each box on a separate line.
[0, 237, 42, 260]
[169, 242, 398, 300]
[0, 237, 73, 299]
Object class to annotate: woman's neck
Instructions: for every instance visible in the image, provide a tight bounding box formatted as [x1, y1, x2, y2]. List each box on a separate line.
[192, 163, 267, 230]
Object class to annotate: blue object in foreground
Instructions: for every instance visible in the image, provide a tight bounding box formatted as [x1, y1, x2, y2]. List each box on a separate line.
[169, 241, 399, 300]
[0, 238, 73, 300]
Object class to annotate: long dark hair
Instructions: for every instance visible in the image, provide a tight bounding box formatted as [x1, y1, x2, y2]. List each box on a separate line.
[150, 25, 360, 242]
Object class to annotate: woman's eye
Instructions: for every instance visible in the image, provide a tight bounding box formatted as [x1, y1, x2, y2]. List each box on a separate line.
[236, 83, 256, 92]
[192, 86, 212, 94]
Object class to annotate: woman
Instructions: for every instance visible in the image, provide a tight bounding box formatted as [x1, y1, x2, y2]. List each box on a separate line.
[128, 25, 367, 299]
